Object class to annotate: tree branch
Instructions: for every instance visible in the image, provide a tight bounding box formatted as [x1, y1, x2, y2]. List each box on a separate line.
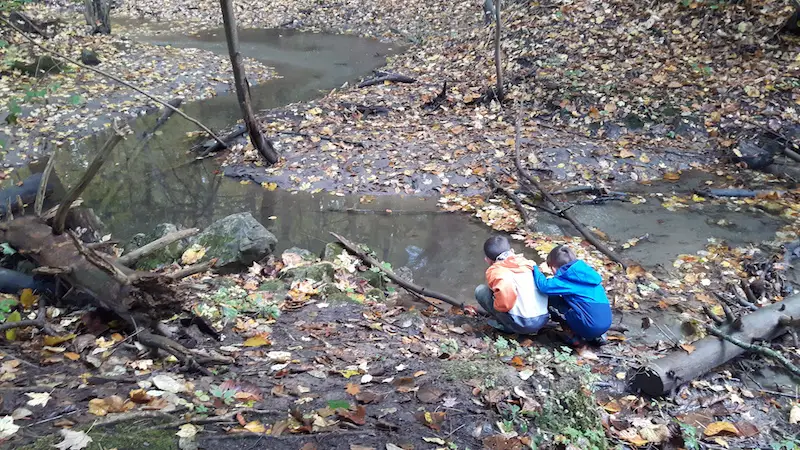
[0, 296, 54, 335]
[168, 258, 217, 280]
[68, 231, 130, 286]
[34, 147, 57, 218]
[707, 325, 800, 379]
[0, 16, 226, 147]
[511, 111, 628, 267]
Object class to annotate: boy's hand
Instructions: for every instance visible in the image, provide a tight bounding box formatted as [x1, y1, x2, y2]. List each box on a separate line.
[462, 305, 479, 317]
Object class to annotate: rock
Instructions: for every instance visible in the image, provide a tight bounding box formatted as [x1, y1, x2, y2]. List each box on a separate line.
[358, 267, 386, 289]
[12, 56, 62, 77]
[193, 212, 277, 268]
[672, 116, 708, 140]
[322, 242, 346, 261]
[734, 140, 774, 170]
[394, 266, 414, 284]
[624, 113, 645, 130]
[282, 247, 316, 264]
[80, 49, 101, 66]
[283, 262, 335, 282]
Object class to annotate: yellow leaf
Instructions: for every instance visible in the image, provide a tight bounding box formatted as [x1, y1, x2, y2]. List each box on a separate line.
[692, 194, 706, 202]
[639, 154, 651, 163]
[43, 334, 77, 347]
[64, 352, 80, 361]
[181, 244, 207, 265]
[243, 420, 266, 433]
[243, 335, 271, 347]
[339, 369, 361, 379]
[626, 265, 646, 280]
[261, 182, 278, 191]
[413, 370, 427, 377]
[680, 344, 696, 354]
[663, 172, 681, 181]
[88, 398, 108, 416]
[619, 149, 635, 159]
[5, 311, 21, 341]
[424, 411, 433, 423]
[20, 289, 37, 309]
[704, 421, 739, 437]
[602, 400, 621, 413]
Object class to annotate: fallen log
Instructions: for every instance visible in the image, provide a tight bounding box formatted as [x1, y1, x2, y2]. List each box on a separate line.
[357, 72, 416, 88]
[118, 228, 199, 267]
[629, 294, 800, 396]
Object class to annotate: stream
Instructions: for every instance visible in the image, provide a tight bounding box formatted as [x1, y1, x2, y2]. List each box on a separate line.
[4, 24, 795, 347]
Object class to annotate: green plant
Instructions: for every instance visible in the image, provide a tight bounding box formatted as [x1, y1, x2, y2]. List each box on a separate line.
[679, 422, 700, 450]
[771, 439, 800, 450]
[209, 384, 235, 405]
[0, 296, 18, 322]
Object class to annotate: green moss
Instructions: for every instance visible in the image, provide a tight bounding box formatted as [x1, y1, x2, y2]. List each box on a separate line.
[258, 279, 286, 293]
[441, 358, 509, 382]
[282, 262, 335, 282]
[20, 424, 177, 450]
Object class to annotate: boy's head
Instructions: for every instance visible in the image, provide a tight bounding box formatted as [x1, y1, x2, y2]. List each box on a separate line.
[483, 235, 511, 262]
[546, 245, 577, 270]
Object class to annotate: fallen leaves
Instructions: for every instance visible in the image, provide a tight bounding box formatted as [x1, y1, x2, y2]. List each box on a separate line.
[704, 421, 739, 437]
[243, 334, 271, 347]
[88, 395, 135, 416]
[55, 429, 92, 450]
[789, 404, 800, 425]
[25, 392, 51, 407]
[0, 416, 19, 439]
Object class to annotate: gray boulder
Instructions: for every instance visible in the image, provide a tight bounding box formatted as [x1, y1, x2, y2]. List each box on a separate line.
[193, 213, 277, 267]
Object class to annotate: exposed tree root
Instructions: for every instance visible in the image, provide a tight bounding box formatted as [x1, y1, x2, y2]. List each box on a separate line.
[0, 296, 55, 335]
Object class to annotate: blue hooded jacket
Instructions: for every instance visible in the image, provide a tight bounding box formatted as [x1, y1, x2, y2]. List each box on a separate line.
[532, 260, 611, 339]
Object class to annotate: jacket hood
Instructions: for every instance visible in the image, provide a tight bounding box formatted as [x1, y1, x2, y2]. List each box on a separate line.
[490, 254, 534, 274]
[557, 260, 602, 286]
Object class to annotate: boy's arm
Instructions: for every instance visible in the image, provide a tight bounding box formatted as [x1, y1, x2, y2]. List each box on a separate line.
[532, 266, 574, 295]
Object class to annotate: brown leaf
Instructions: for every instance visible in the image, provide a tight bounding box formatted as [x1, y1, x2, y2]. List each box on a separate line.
[300, 444, 318, 450]
[680, 344, 696, 354]
[129, 389, 152, 404]
[392, 377, 416, 393]
[416, 384, 443, 404]
[345, 383, 361, 396]
[355, 391, 381, 404]
[734, 421, 759, 438]
[510, 356, 525, 368]
[483, 435, 529, 450]
[704, 421, 739, 437]
[337, 405, 366, 425]
[415, 410, 446, 431]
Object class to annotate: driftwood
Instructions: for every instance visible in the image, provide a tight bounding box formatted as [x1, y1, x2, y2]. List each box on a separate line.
[220, 0, 279, 164]
[0, 16, 225, 147]
[629, 294, 800, 396]
[358, 72, 416, 88]
[510, 113, 628, 268]
[331, 232, 470, 311]
[117, 228, 199, 267]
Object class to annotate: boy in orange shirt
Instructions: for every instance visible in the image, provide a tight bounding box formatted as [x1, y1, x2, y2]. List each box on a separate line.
[475, 236, 549, 334]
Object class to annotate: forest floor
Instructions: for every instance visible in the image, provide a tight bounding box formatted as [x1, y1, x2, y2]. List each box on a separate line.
[0, 0, 799, 449]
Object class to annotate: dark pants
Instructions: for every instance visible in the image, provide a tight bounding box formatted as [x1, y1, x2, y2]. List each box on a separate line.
[475, 284, 548, 334]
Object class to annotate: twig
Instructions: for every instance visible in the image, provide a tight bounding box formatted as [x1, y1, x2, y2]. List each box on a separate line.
[52, 125, 124, 234]
[707, 325, 800, 379]
[703, 305, 725, 325]
[357, 73, 416, 88]
[511, 111, 628, 267]
[0, 16, 225, 146]
[487, 176, 534, 233]
[34, 147, 57, 217]
[117, 228, 199, 267]
[331, 232, 476, 312]
[0, 295, 54, 335]
[67, 231, 131, 286]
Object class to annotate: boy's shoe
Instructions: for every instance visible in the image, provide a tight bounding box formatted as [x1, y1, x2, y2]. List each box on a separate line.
[487, 319, 514, 333]
[588, 333, 608, 347]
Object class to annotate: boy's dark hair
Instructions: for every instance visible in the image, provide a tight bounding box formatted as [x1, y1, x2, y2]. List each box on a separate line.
[484, 235, 511, 261]
[547, 245, 577, 268]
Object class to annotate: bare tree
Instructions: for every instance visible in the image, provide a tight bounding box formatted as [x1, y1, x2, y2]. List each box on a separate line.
[219, 0, 280, 164]
[84, 0, 111, 34]
[494, 0, 503, 100]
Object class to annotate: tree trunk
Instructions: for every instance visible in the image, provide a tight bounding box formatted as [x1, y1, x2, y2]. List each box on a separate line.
[493, 0, 503, 100]
[629, 294, 800, 397]
[84, 0, 111, 35]
[219, 0, 279, 164]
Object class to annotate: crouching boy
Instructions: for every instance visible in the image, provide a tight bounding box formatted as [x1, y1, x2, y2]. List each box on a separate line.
[475, 236, 549, 334]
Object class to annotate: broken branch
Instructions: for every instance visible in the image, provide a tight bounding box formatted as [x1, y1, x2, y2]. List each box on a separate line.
[706, 325, 800, 379]
[34, 147, 57, 217]
[168, 258, 217, 280]
[118, 228, 199, 267]
[358, 72, 416, 88]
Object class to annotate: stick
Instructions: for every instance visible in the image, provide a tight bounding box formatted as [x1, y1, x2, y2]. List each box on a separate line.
[487, 176, 534, 233]
[0, 16, 226, 147]
[34, 148, 57, 218]
[168, 258, 217, 280]
[52, 125, 124, 235]
[511, 112, 628, 267]
[706, 325, 800, 379]
[357, 73, 416, 88]
[331, 232, 468, 310]
[117, 228, 199, 267]
[67, 231, 130, 286]
[0, 295, 54, 335]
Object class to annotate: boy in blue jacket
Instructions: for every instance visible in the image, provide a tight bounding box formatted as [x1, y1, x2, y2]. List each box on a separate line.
[532, 245, 612, 346]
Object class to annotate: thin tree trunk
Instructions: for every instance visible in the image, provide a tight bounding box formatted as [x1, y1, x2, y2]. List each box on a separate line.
[494, 0, 503, 100]
[84, 0, 111, 35]
[219, 0, 279, 164]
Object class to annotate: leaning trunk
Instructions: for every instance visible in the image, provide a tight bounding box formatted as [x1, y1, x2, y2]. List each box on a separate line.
[629, 294, 800, 397]
[219, 0, 279, 164]
[84, 0, 111, 35]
